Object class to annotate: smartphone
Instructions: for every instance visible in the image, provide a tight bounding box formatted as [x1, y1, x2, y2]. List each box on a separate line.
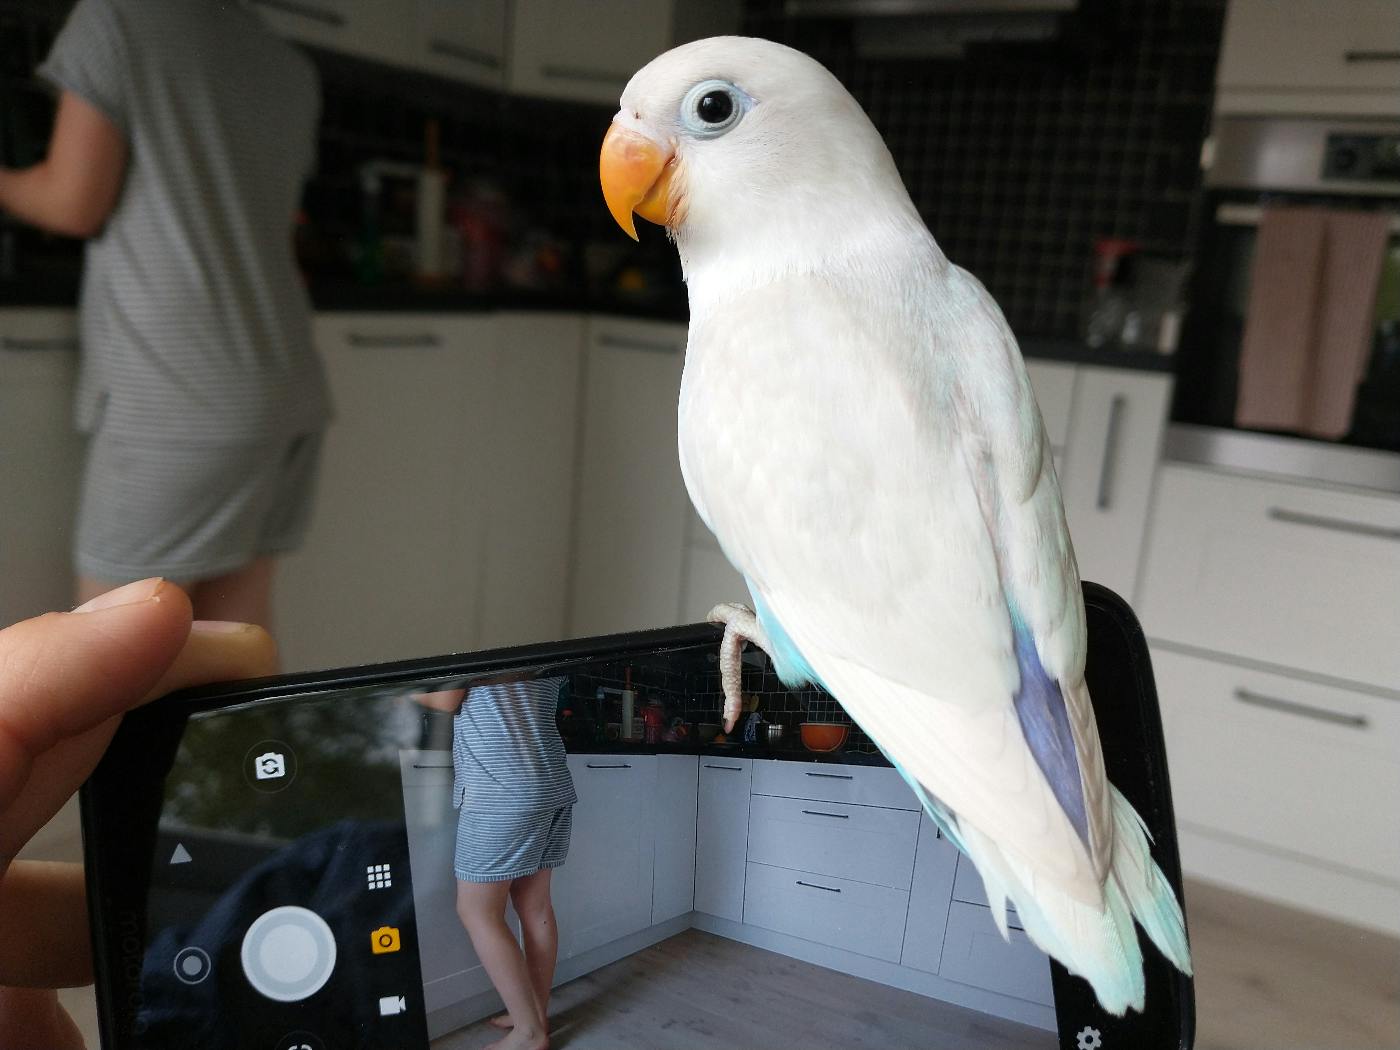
[82, 582, 1194, 1050]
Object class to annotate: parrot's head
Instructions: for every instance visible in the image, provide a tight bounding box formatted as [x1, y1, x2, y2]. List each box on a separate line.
[600, 36, 926, 286]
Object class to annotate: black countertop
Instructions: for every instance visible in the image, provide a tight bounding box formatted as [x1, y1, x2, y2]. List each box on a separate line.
[1, 277, 1176, 373]
[563, 739, 891, 767]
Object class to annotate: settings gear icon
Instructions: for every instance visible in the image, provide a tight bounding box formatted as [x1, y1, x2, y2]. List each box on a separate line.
[1076, 1027, 1103, 1050]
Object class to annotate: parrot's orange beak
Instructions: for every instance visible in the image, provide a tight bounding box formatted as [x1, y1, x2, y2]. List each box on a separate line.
[600, 122, 676, 241]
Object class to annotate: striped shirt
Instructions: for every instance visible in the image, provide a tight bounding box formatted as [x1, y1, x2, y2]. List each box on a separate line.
[40, 0, 330, 443]
[452, 677, 578, 813]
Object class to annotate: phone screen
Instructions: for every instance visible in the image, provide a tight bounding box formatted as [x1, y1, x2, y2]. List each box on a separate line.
[83, 586, 1193, 1050]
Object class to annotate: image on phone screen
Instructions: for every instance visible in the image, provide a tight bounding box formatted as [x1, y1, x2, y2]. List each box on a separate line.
[82, 585, 1193, 1050]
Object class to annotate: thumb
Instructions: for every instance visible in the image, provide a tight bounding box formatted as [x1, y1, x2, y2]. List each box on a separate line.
[0, 580, 278, 860]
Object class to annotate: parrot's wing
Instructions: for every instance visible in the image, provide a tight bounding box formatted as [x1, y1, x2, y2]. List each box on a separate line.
[680, 265, 1109, 903]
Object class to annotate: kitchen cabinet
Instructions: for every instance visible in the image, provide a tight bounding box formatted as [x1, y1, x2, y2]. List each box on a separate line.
[0, 310, 83, 627]
[1216, 0, 1400, 117]
[410, 0, 507, 89]
[746, 793, 919, 890]
[694, 757, 752, 922]
[742, 859, 911, 964]
[651, 754, 699, 925]
[249, 0, 412, 68]
[898, 814, 959, 975]
[1138, 463, 1400, 690]
[399, 751, 497, 1013]
[1058, 368, 1172, 602]
[938, 902, 1053, 1006]
[508, 0, 672, 105]
[567, 316, 690, 637]
[275, 314, 496, 671]
[553, 754, 657, 961]
[474, 312, 583, 649]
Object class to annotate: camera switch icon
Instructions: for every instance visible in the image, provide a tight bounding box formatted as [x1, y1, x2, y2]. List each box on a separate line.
[254, 752, 287, 780]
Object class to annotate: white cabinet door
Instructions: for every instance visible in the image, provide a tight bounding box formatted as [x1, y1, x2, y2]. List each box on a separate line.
[553, 755, 656, 960]
[412, 0, 507, 87]
[939, 902, 1053, 1006]
[1059, 368, 1172, 602]
[508, 0, 672, 104]
[1023, 359, 1076, 454]
[474, 313, 583, 649]
[0, 310, 83, 626]
[651, 754, 698, 925]
[1218, 0, 1400, 113]
[275, 315, 495, 671]
[399, 751, 496, 1012]
[567, 317, 689, 637]
[899, 814, 959, 975]
[694, 757, 751, 922]
[1138, 464, 1400, 691]
[250, 0, 412, 67]
[742, 860, 911, 963]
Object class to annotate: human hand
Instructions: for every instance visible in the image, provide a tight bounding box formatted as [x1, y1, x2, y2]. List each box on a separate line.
[0, 579, 278, 1049]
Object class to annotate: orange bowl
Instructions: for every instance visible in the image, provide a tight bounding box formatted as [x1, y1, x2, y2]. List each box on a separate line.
[800, 722, 849, 752]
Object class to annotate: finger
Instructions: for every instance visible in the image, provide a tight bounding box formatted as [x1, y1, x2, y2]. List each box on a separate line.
[0, 862, 89, 988]
[0, 579, 190, 817]
[0, 616, 278, 862]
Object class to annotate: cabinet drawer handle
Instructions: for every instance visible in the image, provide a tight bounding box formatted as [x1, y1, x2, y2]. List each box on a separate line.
[585, 762, 632, 769]
[703, 763, 743, 771]
[251, 0, 346, 27]
[1267, 507, 1400, 542]
[541, 63, 627, 86]
[429, 39, 501, 70]
[598, 334, 678, 355]
[796, 879, 841, 893]
[804, 771, 853, 780]
[1233, 688, 1368, 729]
[411, 763, 453, 769]
[1344, 50, 1400, 63]
[801, 809, 850, 819]
[1096, 394, 1127, 511]
[1, 336, 78, 352]
[347, 332, 441, 349]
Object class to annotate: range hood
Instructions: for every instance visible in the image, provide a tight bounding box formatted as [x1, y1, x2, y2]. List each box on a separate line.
[785, 0, 1077, 58]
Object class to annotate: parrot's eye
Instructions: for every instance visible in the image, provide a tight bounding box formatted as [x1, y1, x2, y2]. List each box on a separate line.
[680, 79, 749, 138]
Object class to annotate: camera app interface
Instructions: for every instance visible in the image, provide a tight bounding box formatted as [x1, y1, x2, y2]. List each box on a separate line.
[129, 684, 437, 1050]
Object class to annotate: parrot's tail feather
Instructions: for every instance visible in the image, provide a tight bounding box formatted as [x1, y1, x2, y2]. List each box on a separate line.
[955, 786, 1191, 1017]
[1107, 783, 1194, 978]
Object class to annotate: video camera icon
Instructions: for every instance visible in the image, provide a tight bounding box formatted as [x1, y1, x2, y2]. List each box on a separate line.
[378, 994, 407, 1017]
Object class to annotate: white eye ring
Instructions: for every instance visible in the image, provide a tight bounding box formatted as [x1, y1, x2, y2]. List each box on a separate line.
[679, 79, 750, 138]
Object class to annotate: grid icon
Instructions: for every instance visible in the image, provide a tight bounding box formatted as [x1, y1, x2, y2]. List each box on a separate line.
[366, 863, 392, 890]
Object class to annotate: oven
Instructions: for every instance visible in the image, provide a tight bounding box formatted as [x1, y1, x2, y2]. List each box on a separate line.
[1173, 115, 1400, 460]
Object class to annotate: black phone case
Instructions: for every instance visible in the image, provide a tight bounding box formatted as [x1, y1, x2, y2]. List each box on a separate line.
[82, 581, 1194, 1050]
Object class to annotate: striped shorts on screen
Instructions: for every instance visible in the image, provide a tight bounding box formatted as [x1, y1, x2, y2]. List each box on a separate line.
[454, 804, 573, 883]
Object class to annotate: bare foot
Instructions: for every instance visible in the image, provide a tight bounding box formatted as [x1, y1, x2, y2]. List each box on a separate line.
[483, 1021, 548, 1050]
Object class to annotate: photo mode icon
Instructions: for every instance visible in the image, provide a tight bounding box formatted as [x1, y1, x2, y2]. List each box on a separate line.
[370, 927, 400, 954]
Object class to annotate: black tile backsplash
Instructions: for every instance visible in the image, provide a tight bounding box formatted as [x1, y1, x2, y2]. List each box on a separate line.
[6, 0, 1223, 334]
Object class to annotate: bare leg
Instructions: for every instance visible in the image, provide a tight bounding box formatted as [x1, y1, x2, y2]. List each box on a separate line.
[188, 556, 276, 632]
[455, 880, 548, 1050]
[492, 869, 558, 1028]
[707, 602, 773, 732]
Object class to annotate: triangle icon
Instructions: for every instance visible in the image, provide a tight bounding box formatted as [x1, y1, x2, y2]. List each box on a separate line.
[170, 843, 192, 865]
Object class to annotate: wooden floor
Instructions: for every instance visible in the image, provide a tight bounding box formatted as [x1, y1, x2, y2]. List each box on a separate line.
[21, 803, 1400, 1048]
[431, 929, 1051, 1050]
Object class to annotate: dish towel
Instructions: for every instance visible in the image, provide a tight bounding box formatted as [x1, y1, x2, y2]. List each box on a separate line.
[1235, 206, 1392, 439]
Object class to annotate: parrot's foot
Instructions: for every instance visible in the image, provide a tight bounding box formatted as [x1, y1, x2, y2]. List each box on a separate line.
[707, 602, 772, 733]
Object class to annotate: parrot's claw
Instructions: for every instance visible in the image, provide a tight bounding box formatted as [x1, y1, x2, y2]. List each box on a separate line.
[707, 602, 773, 733]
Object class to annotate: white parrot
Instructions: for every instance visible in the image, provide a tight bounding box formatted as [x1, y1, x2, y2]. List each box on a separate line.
[597, 36, 1192, 1015]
